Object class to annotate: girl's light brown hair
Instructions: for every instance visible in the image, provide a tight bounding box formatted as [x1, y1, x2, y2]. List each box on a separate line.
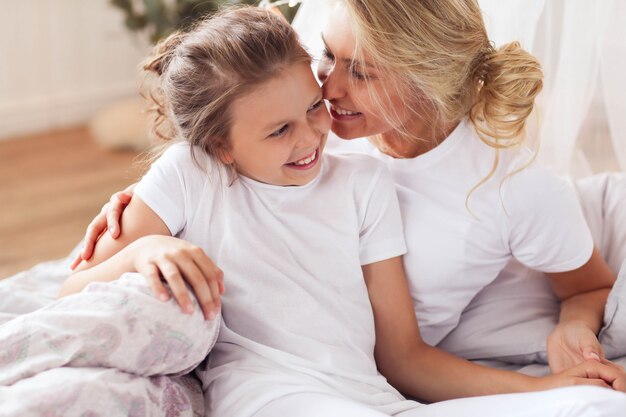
[342, 0, 543, 203]
[142, 6, 311, 172]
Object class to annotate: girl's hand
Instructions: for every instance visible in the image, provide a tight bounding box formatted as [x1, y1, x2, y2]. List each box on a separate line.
[70, 185, 136, 270]
[547, 321, 609, 373]
[537, 359, 626, 392]
[129, 235, 225, 320]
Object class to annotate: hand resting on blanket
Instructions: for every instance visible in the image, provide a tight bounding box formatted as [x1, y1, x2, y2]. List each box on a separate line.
[66, 233, 224, 321]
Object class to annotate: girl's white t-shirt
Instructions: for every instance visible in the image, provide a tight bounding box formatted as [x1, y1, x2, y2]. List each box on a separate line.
[327, 118, 594, 346]
[135, 143, 417, 416]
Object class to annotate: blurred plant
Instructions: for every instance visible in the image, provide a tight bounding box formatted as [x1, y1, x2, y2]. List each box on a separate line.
[110, 0, 300, 43]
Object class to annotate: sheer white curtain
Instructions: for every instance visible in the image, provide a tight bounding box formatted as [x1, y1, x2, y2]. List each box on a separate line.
[293, 0, 626, 177]
[292, 0, 330, 63]
[481, 0, 626, 177]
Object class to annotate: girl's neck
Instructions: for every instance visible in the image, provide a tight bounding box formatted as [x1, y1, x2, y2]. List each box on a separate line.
[373, 120, 459, 159]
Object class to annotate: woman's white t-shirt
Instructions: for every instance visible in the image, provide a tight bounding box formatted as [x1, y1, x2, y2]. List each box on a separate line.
[135, 143, 417, 416]
[327, 118, 594, 346]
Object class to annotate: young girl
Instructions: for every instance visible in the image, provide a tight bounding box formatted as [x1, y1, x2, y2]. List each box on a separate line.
[59, 5, 626, 417]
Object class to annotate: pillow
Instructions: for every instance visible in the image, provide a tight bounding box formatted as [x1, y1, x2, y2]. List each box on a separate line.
[600, 259, 626, 359]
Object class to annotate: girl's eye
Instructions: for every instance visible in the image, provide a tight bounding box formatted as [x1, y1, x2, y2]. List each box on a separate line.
[308, 100, 324, 112]
[269, 124, 289, 138]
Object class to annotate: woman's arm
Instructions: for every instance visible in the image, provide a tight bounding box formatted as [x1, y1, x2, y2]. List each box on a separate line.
[62, 196, 169, 295]
[70, 184, 136, 270]
[546, 247, 616, 372]
[362, 256, 625, 402]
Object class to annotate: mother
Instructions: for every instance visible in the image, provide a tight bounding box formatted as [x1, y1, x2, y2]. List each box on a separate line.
[79, 0, 621, 385]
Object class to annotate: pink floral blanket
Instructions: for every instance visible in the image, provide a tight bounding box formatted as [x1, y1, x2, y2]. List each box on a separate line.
[0, 261, 219, 417]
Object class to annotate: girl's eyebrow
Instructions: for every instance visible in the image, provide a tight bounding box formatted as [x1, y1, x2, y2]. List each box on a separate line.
[320, 34, 374, 68]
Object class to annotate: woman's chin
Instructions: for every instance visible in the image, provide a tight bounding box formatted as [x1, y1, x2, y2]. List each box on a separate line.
[331, 124, 364, 140]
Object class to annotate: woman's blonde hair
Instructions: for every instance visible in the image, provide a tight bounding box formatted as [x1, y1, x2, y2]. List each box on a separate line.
[342, 0, 543, 199]
[142, 6, 311, 171]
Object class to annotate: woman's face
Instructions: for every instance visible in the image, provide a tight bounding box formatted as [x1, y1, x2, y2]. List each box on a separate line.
[317, 2, 422, 140]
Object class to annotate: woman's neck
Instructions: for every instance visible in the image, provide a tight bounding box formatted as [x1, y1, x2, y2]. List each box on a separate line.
[372, 120, 459, 159]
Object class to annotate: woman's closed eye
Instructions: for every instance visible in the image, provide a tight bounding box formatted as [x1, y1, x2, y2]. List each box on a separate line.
[322, 47, 335, 62]
[349, 64, 370, 81]
[323, 47, 370, 81]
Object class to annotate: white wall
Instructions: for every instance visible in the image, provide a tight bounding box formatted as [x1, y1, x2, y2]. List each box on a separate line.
[0, 0, 150, 140]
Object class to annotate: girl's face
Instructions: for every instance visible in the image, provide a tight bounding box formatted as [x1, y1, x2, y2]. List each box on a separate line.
[227, 62, 330, 186]
[317, 2, 427, 141]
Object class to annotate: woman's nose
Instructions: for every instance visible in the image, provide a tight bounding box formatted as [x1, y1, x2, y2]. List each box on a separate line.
[318, 64, 344, 101]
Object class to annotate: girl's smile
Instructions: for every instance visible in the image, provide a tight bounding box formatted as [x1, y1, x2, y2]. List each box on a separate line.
[285, 148, 320, 170]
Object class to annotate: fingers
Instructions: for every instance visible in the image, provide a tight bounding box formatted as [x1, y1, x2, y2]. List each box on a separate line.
[584, 351, 602, 361]
[600, 357, 626, 372]
[69, 253, 82, 271]
[583, 342, 605, 362]
[158, 259, 196, 315]
[72, 190, 134, 269]
[580, 360, 626, 392]
[613, 374, 626, 393]
[132, 236, 223, 320]
[79, 205, 110, 262]
[107, 192, 133, 238]
[182, 251, 223, 320]
[194, 251, 224, 310]
[140, 263, 170, 302]
[573, 378, 612, 390]
[149, 253, 222, 321]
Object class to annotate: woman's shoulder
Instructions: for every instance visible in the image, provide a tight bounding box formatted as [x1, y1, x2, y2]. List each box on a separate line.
[500, 158, 575, 216]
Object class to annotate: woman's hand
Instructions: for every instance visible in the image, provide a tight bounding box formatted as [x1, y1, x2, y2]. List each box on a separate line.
[547, 321, 616, 373]
[70, 184, 136, 270]
[129, 235, 225, 320]
[538, 359, 626, 392]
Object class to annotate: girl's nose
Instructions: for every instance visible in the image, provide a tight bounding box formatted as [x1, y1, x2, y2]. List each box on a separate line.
[299, 123, 321, 148]
[300, 110, 329, 148]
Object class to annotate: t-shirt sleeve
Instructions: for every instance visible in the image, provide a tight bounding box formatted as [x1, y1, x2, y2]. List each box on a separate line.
[134, 143, 202, 236]
[504, 165, 594, 273]
[357, 161, 407, 265]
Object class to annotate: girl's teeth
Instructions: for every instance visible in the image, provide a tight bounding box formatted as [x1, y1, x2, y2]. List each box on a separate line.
[294, 150, 316, 165]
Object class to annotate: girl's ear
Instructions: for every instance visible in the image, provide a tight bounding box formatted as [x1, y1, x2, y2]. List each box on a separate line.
[218, 150, 233, 165]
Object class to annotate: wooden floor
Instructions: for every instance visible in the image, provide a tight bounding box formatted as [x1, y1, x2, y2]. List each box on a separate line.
[0, 127, 143, 279]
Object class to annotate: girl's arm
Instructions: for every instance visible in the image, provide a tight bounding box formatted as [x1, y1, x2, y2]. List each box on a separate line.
[362, 256, 626, 402]
[61, 196, 223, 319]
[546, 247, 616, 372]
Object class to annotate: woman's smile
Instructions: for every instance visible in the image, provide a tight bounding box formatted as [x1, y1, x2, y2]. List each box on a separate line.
[330, 104, 363, 121]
